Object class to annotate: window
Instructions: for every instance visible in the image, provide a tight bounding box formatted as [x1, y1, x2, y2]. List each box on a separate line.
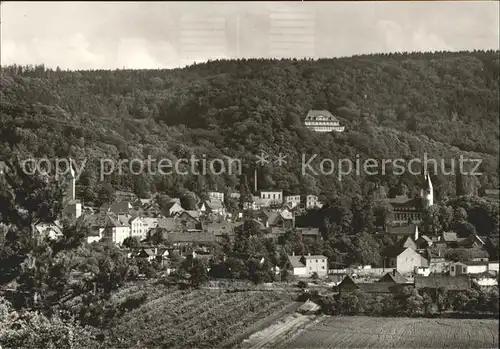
[322, 266, 325, 269]
[451, 266, 455, 272]
[316, 259, 318, 263]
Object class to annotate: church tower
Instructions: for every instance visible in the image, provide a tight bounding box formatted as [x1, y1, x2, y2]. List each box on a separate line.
[63, 158, 81, 220]
[66, 158, 76, 204]
[420, 169, 434, 208]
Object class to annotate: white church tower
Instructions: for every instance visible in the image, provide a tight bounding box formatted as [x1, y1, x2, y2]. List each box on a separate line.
[421, 169, 434, 208]
[63, 158, 82, 220]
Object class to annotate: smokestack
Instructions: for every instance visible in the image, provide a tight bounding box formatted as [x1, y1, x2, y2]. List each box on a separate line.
[254, 168, 257, 193]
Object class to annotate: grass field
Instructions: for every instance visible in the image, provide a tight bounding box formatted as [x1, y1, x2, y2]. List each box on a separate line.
[103, 282, 293, 348]
[278, 316, 499, 349]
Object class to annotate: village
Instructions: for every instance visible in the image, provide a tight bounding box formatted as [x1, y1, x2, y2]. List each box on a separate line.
[29, 154, 500, 302]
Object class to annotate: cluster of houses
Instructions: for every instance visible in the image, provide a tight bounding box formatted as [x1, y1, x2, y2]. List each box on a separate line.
[334, 268, 498, 299]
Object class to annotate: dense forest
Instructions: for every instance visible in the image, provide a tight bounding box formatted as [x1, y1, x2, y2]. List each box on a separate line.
[1, 50, 499, 205]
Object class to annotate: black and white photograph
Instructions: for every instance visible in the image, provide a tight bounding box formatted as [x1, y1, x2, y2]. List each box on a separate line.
[0, 1, 499, 348]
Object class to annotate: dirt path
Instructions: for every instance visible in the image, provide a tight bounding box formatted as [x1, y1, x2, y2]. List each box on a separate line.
[239, 313, 322, 349]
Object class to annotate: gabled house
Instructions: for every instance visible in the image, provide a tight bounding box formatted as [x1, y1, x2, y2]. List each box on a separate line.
[177, 211, 202, 230]
[102, 202, 134, 216]
[258, 209, 294, 229]
[76, 214, 108, 244]
[287, 254, 328, 278]
[135, 248, 156, 262]
[200, 199, 226, 217]
[163, 201, 184, 217]
[103, 215, 131, 245]
[384, 246, 428, 275]
[338, 275, 406, 296]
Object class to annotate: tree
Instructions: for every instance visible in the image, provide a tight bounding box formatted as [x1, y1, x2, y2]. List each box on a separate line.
[96, 182, 116, 206]
[180, 191, 198, 210]
[373, 201, 393, 231]
[122, 236, 141, 249]
[183, 258, 208, 288]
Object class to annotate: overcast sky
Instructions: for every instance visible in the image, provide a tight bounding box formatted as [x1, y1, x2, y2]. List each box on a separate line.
[1, 1, 499, 70]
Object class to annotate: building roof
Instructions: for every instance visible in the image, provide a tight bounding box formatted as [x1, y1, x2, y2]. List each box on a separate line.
[204, 199, 224, 210]
[164, 231, 216, 244]
[415, 275, 471, 291]
[387, 196, 423, 208]
[204, 222, 237, 235]
[156, 218, 179, 231]
[288, 255, 306, 268]
[378, 270, 409, 284]
[305, 110, 339, 122]
[297, 227, 320, 236]
[463, 261, 488, 266]
[34, 222, 63, 237]
[441, 232, 458, 242]
[358, 283, 396, 294]
[303, 255, 328, 260]
[386, 224, 418, 236]
[183, 210, 201, 220]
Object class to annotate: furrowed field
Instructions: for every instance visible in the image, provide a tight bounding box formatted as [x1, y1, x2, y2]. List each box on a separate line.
[103, 282, 295, 348]
[279, 316, 499, 349]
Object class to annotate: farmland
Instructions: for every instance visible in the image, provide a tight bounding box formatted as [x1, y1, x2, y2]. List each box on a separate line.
[103, 282, 295, 348]
[277, 316, 499, 349]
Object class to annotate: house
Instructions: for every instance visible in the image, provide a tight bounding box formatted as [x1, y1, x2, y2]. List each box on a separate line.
[296, 227, 321, 241]
[385, 247, 428, 275]
[284, 195, 301, 209]
[200, 199, 226, 217]
[338, 275, 405, 295]
[304, 110, 345, 133]
[287, 254, 328, 278]
[34, 222, 63, 240]
[415, 275, 471, 299]
[303, 195, 322, 210]
[101, 202, 134, 215]
[258, 209, 294, 229]
[129, 217, 149, 241]
[424, 246, 447, 274]
[163, 201, 184, 217]
[488, 262, 499, 273]
[163, 231, 217, 247]
[177, 211, 202, 230]
[114, 191, 137, 202]
[207, 191, 224, 202]
[259, 190, 283, 206]
[103, 215, 131, 245]
[203, 221, 237, 242]
[450, 261, 488, 276]
[76, 214, 108, 243]
[135, 248, 156, 262]
[378, 270, 410, 284]
[472, 271, 498, 289]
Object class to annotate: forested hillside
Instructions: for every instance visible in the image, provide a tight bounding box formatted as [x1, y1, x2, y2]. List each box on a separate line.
[1, 50, 499, 205]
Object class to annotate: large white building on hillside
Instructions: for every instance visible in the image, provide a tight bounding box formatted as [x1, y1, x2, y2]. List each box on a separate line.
[304, 110, 345, 133]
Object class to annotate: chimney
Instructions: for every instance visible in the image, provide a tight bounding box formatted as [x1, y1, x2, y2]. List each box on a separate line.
[308, 253, 311, 256]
